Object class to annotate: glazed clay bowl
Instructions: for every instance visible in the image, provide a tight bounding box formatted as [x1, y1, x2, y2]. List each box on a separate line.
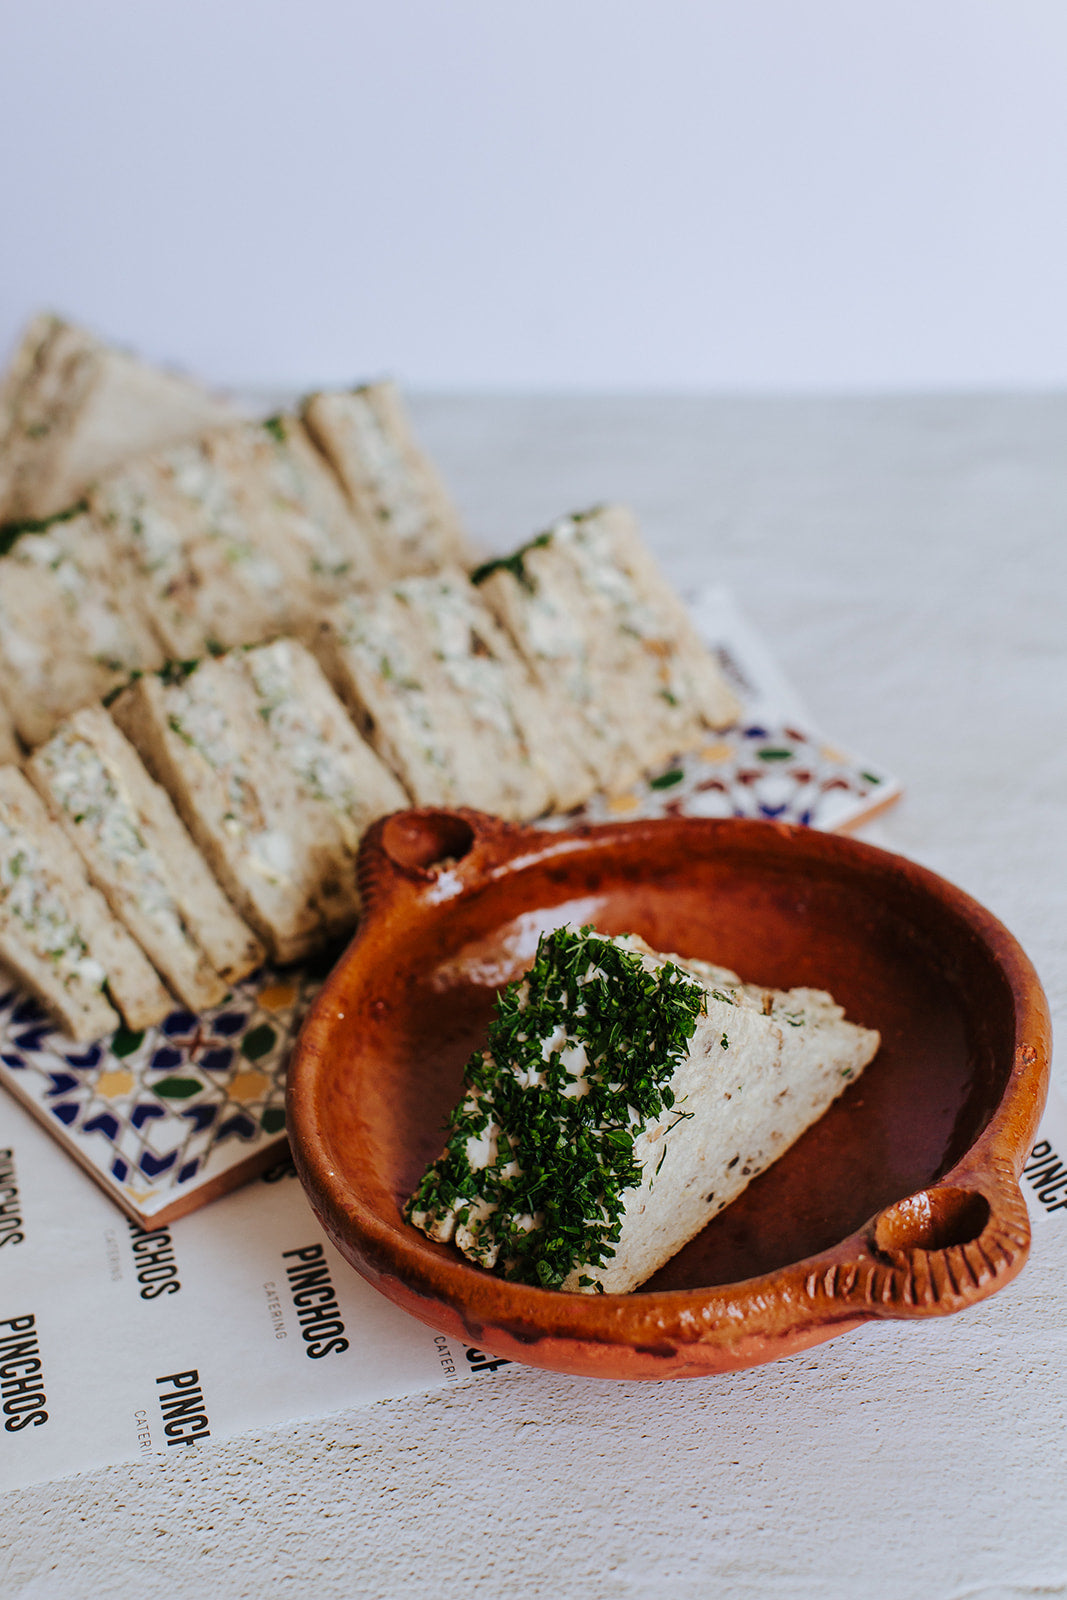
[286, 810, 1051, 1381]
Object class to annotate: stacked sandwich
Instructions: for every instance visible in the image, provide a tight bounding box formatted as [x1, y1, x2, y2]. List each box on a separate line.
[0, 317, 741, 1041]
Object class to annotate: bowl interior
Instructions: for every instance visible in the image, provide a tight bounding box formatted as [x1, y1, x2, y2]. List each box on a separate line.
[309, 825, 1016, 1294]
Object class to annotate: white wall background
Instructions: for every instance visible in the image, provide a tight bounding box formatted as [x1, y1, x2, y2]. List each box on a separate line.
[2, 0, 1067, 392]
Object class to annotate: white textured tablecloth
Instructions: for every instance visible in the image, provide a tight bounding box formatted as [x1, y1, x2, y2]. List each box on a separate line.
[2, 395, 1064, 1600]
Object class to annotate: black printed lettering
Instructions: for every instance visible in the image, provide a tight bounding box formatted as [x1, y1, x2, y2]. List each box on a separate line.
[155, 1369, 211, 1447]
[0, 1314, 48, 1429]
[282, 1245, 349, 1358]
[127, 1219, 182, 1299]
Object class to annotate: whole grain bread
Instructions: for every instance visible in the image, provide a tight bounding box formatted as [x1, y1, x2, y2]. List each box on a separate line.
[313, 588, 467, 807]
[392, 570, 586, 818]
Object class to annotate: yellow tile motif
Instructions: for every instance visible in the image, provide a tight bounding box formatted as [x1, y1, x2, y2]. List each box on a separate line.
[228, 1070, 269, 1103]
[95, 1070, 135, 1099]
[700, 741, 734, 764]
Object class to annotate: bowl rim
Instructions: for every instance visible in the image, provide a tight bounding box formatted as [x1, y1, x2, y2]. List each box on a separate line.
[286, 812, 1051, 1367]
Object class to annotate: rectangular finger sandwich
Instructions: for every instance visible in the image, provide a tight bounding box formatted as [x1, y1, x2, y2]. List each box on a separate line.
[474, 506, 742, 795]
[240, 637, 407, 935]
[111, 642, 405, 962]
[208, 415, 385, 620]
[110, 659, 325, 963]
[303, 382, 475, 577]
[313, 587, 472, 808]
[316, 572, 597, 817]
[27, 706, 264, 1010]
[0, 765, 174, 1040]
[407, 927, 880, 1294]
[0, 314, 234, 523]
[398, 570, 598, 817]
[93, 440, 297, 660]
[0, 507, 162, 747]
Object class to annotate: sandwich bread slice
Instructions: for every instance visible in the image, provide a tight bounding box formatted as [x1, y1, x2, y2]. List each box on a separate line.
[93, 440, 294, 660]
[0, 507, 162, 747]
[379, 571, 569, 820]
[27, 706, 264, 1010]
[0, 765, 174, 1039]
[303, 382, 475, 576]
[474, 506, 741, 795]
[0, 314, 233, 523]
[208, 415, 385, 619]
[111, 643, 402, 963]
[240, 637, 407, 936]
[313, 587, 472, 807]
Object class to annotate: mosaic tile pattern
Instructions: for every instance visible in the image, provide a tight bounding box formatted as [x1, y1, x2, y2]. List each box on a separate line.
[544, 719, 899, 833]
[0, 957, 333, 1224]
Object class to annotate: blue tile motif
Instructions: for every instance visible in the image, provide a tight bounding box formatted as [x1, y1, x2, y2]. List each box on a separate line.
[0, 958, 325, 1223]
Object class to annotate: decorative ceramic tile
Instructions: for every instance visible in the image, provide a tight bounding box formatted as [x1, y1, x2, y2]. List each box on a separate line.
[0, 587, 900, 1225]
[0, 957, 333, 1225]
[543, 718, 898, 834]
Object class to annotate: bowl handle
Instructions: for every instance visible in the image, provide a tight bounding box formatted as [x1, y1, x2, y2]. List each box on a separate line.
[802, 1158, 1032, 1319]
[356, 807, 535, 921]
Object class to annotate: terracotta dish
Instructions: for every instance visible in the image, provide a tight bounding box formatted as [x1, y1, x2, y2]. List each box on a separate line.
[287, 810, 1051, 1380]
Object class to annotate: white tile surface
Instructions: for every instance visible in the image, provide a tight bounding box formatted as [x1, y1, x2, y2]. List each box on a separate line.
[1, 393, 1064, 1599]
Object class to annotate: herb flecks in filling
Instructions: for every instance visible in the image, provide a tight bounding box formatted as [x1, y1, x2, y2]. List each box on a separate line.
[406, 927, 705, 1290]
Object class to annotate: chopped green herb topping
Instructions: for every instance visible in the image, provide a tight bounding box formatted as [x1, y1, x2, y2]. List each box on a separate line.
[157, 657, 202, 687]
[262, 415, 288, 444]
[470, 531, 552, 591]
[102, 653, 199, 703]
[0, 498, 89, 557]
[649, 768, 685, 791]
[406, 927, 705, 1290]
